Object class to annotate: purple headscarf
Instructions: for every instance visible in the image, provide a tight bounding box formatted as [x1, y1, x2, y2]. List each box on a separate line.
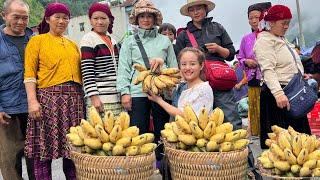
[38, 3, 70, 34]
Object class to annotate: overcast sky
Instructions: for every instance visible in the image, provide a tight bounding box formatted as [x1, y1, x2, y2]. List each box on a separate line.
[152, 0, 319, 49]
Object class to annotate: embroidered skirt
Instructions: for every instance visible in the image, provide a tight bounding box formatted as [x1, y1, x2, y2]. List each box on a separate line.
[248, 86, 261, 136]
[25, 82, 85, 160]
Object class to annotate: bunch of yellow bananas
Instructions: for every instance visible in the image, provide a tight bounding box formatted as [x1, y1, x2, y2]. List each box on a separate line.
[258, 125, 320, 177]
[67, 108, 156, 156]
[132, 64, 181, 95]
[161, 106, 249, 152]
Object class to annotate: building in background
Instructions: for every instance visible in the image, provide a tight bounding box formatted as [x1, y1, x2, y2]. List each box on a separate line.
[67, 0, 137, 45]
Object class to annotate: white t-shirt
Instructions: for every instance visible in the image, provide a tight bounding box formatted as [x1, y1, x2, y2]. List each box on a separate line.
[178, 81, 214, 117]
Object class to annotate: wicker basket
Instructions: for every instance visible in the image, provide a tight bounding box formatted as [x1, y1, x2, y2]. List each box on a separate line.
[164, 141, 248, 180]
[256, 160, 313, 180]
[70, 150, 156, 180]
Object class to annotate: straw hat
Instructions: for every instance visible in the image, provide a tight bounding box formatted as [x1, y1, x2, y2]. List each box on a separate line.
[129, 0, 163, 26]
[180, 0, 215, 16]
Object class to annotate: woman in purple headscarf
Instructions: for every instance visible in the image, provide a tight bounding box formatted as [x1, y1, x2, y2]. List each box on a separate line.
[24, 3, 84, 179]
[237, 2, 271, 137]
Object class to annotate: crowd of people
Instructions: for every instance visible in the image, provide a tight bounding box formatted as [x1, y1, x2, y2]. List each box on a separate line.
[0, 0, 317, 179]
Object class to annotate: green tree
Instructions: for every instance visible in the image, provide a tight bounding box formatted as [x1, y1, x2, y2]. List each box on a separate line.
[0, 0, 44, 27]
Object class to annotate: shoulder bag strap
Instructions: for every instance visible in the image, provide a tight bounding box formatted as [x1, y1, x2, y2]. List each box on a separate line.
[284, 42, 303, 76]
[134, 34, 150, 70]
[186, 30, 199, 48]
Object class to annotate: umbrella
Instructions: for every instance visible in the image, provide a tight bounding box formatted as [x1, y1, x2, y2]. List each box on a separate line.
[312, 41, 320, 64]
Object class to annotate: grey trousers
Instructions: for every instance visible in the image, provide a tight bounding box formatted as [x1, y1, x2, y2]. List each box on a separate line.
[213, 89, 242, 130]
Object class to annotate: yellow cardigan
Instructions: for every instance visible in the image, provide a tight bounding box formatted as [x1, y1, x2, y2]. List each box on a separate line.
[24, 33, 82, 88]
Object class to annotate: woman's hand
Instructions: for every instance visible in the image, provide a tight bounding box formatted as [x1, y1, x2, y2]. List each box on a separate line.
[28, 99, 42, 120]
[275, 94, 290, 110]
[205, 43, 221, 53]
[245, 59, 258, 68]
[147, 91, 162, 103]
[121, 94, 132, 111]
[303, 73, 313, 80]
[90, 95, 104, 113]
[150, 58, 164, 73]
[234, 83, 242, 90]
[0, 112, 11, 125]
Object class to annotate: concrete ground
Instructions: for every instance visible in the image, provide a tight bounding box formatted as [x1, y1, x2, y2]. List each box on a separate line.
[0, 119, 263, 180]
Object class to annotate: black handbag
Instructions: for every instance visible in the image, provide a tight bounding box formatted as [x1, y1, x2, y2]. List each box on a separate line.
[283, 43, 318, 118]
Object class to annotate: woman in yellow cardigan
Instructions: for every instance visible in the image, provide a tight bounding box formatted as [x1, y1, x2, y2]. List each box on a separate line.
[23, 3, 84, 179]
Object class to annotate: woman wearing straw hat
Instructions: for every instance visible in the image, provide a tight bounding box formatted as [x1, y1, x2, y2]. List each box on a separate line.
[176, 0, 242, 130]
[116, 0, 177, 163]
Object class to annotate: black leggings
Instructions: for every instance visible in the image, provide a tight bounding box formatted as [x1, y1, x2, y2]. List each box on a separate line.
[128, 97, 170, 161]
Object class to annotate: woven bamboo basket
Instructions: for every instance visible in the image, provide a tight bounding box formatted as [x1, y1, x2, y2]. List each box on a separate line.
[70, 150, 156, 180]
[164, 141, 249, 180]
[257, 160, 313, 180]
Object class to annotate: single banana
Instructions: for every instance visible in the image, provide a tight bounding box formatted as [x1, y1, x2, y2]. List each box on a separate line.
[102, 142, 114, 152]
[121, 126, 139, 138]
[178, 134, 197, 146]
[209, 107, 224, 126]
[95, 124, 110, 143]
[273, 160, 291, 172]
[140, 143, 157, 155]
[160, 68, 180, 75]
[299, 167, 311, 177]
[303, 159, 317, 169]
[278, 132, 292, 150]
[270, 144, 286, 160]
[210, 133, 225, 143]
[109, 125, 122, 143]
[291, 164, 301, 174]
[131, 134, 147, 146]
[103, 110, 115, 134]
[143, 75, 153, 90]
[126, 146, 139, 156]
[307, 150, 320, 161]
[292, 135, 302, 157]
[233, 139, 249, 150]
[84, 138, 102, 150]
[153, 76, 167, 89]
[161, 129, 178, 142]
[206, 140, 219, 152]
[136, 70, 151, 83]
[297, 148, 309, 166]
[283, 148, 297, 165]
[116, 137, 132, 148]
[183, 105, 198, 124]
[81, 119, 98, 138]
[196, 138, 208, 148]
[220, 142, 233, 152]
[175, 115, 192, 134]
[172, 122, 186, 135]
[189, 121, 204, 139]
[112, 145, 125, 156]
[133, 63, 147, 72]
[203, 121, 216, 139]
[215, 123, 233, 134]
[88, 107, 103, 127]
[198, 107, 209, 130]
[271, 125, 285, 134]
[312, 168, 320, 177]
[224, 131, 241, 142]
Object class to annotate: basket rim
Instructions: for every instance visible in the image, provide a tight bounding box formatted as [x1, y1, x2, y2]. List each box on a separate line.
[70, 149, 155, 159]
[164, 140, 249, 155]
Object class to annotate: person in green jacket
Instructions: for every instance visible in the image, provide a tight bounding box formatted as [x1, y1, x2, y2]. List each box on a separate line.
[116, 0, 177, 163]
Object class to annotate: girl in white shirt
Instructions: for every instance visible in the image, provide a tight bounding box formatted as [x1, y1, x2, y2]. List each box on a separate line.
[148, 47, 213, 117]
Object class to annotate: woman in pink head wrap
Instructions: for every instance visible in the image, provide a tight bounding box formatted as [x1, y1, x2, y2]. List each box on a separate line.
[254, 5, 311, 149]
[79, 2, 122, 120]
[24, 3, 84, 179]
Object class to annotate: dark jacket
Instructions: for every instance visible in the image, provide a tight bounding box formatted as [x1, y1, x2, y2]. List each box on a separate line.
[0, 24, 33, 114]
[175, 17, 235, 62]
